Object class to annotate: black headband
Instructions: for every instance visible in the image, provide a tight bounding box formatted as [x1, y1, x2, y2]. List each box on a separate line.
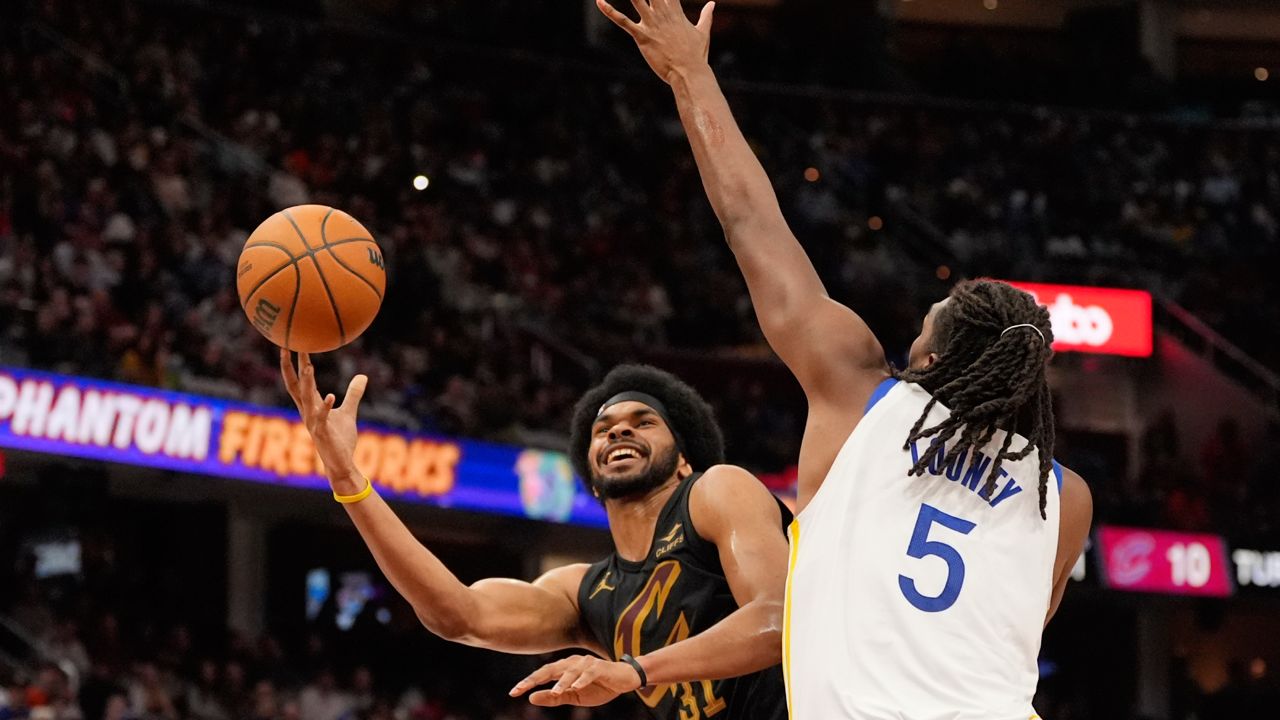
[597, 391, 684, 452]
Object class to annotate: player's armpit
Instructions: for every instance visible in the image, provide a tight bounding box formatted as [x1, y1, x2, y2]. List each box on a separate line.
[445, 563, 602, 656]
[1046, 467, 1093, 626]
[631, 465, 789, 685]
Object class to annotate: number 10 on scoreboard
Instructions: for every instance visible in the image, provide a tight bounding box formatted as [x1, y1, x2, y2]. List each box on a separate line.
[1097, 526, 1234, 597]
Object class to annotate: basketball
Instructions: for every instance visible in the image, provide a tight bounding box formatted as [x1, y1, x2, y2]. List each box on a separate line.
[236, 204, 386, 353]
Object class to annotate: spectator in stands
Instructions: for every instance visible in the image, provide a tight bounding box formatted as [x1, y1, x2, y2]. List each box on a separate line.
[43, 622, 90, 689]
[182, 661, 228, 720]
[350, 667, 375, 717]
[219, 662, 247, 718]
[127, 662, 177, 720]
[297, 668, 352, 720]
[245, 680, 281, 720]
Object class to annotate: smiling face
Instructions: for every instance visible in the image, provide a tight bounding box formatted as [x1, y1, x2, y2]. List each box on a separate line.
[587, 400, 687, 500]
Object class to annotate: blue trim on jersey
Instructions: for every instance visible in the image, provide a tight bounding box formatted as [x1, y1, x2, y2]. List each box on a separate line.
[864, 377, 899, 415]
[1052, 460, 1064, 492]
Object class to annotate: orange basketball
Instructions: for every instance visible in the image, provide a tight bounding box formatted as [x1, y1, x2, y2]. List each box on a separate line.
[236, 205, 386, 353]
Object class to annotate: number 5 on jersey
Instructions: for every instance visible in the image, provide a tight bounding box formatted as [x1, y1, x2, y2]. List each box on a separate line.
[899, 504, 977, 613]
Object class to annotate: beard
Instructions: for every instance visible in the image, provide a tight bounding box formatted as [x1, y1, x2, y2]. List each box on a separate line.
[589, 444, 681, 501]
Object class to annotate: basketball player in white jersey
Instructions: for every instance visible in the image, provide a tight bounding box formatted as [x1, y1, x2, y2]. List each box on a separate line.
[599, 1, 1094, 718]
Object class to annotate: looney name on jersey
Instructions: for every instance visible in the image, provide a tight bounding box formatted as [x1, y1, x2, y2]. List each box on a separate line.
[907, 437, 1024, 509]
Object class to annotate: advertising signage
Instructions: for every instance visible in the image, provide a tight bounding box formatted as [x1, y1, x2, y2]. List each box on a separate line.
[1096, 526, 1233, 597]
[1232, 549, 1280, 589]
[0, 366, 607, 528]
[1005, 281, 1153, 358]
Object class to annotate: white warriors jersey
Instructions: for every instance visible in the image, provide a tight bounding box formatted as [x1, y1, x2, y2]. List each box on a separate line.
[783, 378, 1062, 720]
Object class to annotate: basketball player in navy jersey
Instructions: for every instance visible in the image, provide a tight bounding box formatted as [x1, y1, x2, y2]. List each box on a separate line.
[600, 1, 1093, 717]
[282, 353, 790, 719]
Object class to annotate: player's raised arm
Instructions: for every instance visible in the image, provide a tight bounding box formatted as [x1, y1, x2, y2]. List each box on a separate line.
[598, 0, 889, 405]
[281, 350, 601, 656]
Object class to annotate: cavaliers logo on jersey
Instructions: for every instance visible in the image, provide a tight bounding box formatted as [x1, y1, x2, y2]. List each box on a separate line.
[614, 560, 727, 717]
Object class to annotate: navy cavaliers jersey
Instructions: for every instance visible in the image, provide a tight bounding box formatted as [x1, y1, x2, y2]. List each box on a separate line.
[577, 472, 791, 720]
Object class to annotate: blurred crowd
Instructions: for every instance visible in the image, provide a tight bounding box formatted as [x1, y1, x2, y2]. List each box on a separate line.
[0, 590, 636, 720]
[0, 485, 641, 720]
[1066, 413, 1280, 545]
[0, 5, 1277, 481]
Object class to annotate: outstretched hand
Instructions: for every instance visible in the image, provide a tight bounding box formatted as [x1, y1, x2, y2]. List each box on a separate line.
[509, 655, 643, 708]
[597, 0, 715, 85]
[280, 348, 367, 486]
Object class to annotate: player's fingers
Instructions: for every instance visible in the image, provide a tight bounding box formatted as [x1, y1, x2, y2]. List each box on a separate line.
[298, 352, 314, 382]
[339, 374, 368, 415]
[297, 352, 318, 393]
[696, 1, 716, 32]
[628, 0, 653, 22]
[280, 349, 302, 403]
[570, 665, 601, 690]
[510, 658, 570, 696]
[527, 689, 566, 707]
[550, 666, 586, 696]
[596, 0, 639, 33]
[316, 393, 335, 425]
[294, 352, 325, 414]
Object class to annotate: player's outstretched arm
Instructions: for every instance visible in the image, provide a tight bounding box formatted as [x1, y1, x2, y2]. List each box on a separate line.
[281, 350, 600, 656]
[598, 0, 888, 407]
[511, 465, 787, 708]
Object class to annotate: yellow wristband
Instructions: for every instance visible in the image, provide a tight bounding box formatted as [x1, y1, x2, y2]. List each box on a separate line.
[333, 478, 375, 504]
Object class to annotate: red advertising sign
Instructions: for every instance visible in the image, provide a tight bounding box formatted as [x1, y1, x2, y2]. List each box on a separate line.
[1096, 526, 1233, 597]
[1005, 282, 1153, 357]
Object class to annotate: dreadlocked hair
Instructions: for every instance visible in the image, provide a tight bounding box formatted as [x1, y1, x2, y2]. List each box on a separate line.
[897, 279, 1057, 519]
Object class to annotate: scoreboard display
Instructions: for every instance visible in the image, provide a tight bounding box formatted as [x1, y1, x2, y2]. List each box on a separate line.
[1096, 526, 1234, 598]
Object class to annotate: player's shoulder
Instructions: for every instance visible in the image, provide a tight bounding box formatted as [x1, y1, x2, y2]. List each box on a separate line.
[1054, 463, 1089, 492]
[692, 464, 772, 499]
[1055, 463, 1093, 519]
[537, 562, 594, 597]
[688, 465, 784, 539]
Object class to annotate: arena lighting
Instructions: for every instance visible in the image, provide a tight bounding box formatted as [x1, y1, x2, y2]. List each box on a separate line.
[1003, 281, 1153, 357]
[983, 0, 998, 10]
[1256, 67, 1270, 82]
[804, 167, 820, 182]
[412, 174, 430, 190]
[867, 215, 884, 231]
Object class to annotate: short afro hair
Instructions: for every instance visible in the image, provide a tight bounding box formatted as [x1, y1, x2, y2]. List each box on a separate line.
[568, 364, 725, 483]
